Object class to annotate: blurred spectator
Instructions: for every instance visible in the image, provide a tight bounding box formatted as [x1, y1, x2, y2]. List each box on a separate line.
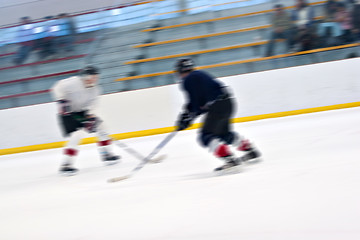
[35, 16, 58, 60]
[335, 2, 354, 43]
[265, 4, 294, 57]
[292, 0, 315, 27]
[13, 16, 35, 65]
[351, 0, 360, 41]
[56, 13, 77, 55]
[346, 0, 356, 8]
[324, 0, 339, 22]
[317, 0, 343, 47]
[296, 26, 319, 51]
[291, 0, 318, 51]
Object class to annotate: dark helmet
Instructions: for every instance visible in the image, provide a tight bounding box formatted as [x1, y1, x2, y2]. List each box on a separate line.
[175, 58, 195, 74]
[80, 66, 100, 76]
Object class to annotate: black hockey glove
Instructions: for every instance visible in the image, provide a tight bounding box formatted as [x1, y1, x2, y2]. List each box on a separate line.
[57, 99, 71, 116]
[176, 111, 194, 131]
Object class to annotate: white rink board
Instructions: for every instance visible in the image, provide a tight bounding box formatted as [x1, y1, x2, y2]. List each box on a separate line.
[0, 58, 359, 149]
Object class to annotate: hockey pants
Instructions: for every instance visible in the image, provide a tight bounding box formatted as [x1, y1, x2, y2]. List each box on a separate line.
[199, 97, 237, 147]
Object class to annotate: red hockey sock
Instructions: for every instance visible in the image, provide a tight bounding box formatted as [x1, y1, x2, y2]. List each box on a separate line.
[237, 139, 251, 151]
[64, 148, 78, 156]
[98, 139, 111, 146]
[214, 144, 232, 158]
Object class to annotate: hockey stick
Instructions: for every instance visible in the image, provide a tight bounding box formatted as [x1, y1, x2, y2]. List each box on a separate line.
[108, 130, 178, 183]
[113, 140, 166, 163]
[94, 120, 164, 163]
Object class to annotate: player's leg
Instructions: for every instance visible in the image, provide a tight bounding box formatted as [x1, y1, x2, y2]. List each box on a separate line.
[217, 99, 261, 162]
[58, 112, 85, 175]
[59, 130, 83, 175]
[200, 98, 239, 171]
[95, 120, 120, 164]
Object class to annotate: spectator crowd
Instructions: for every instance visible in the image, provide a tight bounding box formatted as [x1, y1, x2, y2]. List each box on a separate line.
[9, 0, 360, 64]
[13, 13, 77, 65]
[266, 0, 360, 57]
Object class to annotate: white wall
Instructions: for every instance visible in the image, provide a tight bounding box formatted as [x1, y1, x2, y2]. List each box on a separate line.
[226, 57, 360, 117]
[1, 58, 359, 149]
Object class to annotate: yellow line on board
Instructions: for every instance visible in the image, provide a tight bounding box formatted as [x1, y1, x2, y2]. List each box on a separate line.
[232, 102, 360, 123]
[1, 102, 359, 156]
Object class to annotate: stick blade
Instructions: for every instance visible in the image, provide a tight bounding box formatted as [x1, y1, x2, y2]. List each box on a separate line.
[107, 174, 131, 183]
[149, 154, 167, 164]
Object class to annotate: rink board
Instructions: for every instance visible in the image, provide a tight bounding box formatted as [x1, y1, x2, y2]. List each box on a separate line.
[0, 57, 359, 154]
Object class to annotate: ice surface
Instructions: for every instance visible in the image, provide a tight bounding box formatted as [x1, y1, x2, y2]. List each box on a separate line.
[1, 107, 360, 240]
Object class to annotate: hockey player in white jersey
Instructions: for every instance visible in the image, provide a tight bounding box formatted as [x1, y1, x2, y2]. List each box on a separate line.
[52, 66, 120, 176]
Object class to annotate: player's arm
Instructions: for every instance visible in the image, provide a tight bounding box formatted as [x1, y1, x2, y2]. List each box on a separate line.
[51, 80, 72, 115]
[184, 75, 205, 116]
[176, 78, 200, 131]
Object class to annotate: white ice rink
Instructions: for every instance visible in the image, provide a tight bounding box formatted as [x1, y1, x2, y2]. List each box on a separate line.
[1, 107, 360, 240]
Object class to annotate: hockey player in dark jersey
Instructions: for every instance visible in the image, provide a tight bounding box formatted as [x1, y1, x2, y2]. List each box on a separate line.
[174, 58, 261, 171]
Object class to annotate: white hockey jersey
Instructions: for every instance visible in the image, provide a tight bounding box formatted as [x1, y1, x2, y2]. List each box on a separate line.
[51, 76, 101, 113]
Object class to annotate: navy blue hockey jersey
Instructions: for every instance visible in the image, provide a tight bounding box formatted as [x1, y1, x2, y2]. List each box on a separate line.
[181, 70, 224, 115]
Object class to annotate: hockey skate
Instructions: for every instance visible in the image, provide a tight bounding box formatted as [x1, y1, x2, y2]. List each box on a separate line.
[240, 148, 261, 164]
[102, 154, 120, 165]
[59, 163, 78, 176]
[210, 141, 240, 172]
[214, 156, 241, 172]
[237, 139, 261, 163]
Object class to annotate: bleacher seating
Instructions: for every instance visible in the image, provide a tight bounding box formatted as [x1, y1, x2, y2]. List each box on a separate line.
[115, 43, 360, 84]
[0, 90, 51, 109]
[0, 34, 95, 109]
[122, 1, 327, 79]
[134, 25, 271, 48]
[128, 41, 265, 74]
